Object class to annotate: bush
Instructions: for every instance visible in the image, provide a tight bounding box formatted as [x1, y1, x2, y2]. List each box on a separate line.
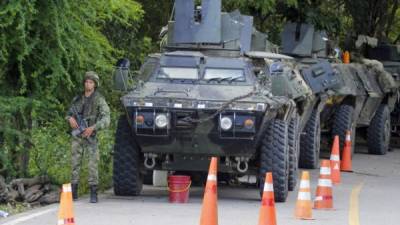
[0, 0, 151, 187]
[28, 111, 119, 193]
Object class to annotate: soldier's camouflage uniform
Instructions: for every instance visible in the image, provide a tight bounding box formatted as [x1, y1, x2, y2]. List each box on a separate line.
[66, 91, 110, 186]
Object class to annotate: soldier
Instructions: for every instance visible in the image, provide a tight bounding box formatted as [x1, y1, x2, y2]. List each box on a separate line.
[66, 71, 110, 203]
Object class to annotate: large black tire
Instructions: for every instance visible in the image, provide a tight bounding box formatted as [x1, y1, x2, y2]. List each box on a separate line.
[113, 116, 143, 196]
[288, 114, 300, 191]
[368, 105, 391, 155]
[332, 104, 355, 154]
[299, 109, 321, 169]
[259, 120, 289, 202]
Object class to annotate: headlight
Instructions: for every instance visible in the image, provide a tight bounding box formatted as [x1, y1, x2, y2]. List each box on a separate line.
[244, 118, 255, 129]
[155, 114, 168, 128]
[220, 117, 233, 131]
[136, 115, 145, 125]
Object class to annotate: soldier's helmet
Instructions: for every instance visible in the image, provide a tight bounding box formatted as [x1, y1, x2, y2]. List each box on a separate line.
[84, 71, 100, 87]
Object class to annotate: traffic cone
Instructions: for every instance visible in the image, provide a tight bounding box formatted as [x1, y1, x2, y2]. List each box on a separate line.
[294, 171, 313, 220]
[199, 157, 218, 225]
[57, 183, 75, 225]
[314, 160, 333, 209]
[341, 130, 353, 172]
[330, 135, 341, 184]
[258, 172, 277, 225]
[343, 51, 350, 64]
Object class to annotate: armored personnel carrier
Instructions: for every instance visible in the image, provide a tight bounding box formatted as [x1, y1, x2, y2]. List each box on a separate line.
[238, 24, 343, 193]
[244, 51, 339, 190]
[366, 44, 400, 139]
[112, 0, 298, 202]
[281, 23, 398, 156]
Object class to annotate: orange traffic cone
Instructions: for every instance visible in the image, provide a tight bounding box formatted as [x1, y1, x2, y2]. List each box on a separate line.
[258, 172, 277, 225]
[294, 171, 313, 220]
[343, 51, 350, 64]
[57, 183, 75, 225]
[341, 130, 353, 172]
[330, 135, 341, 184]
[314, 160, 333, 209]
[199, 157, 218, 225]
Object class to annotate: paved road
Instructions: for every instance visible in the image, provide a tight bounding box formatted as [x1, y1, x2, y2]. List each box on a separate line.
[1, 145, 399, 225]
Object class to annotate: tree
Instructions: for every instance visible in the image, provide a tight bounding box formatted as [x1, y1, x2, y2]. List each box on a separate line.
[0, 0, 143, 178]
[344, 0, 399, 43]
[136, 0, 174, 46]
[223, 0, 297, 43]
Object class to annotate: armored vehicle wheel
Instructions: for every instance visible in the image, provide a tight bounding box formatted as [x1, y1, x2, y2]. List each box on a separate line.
[288, 113, 300, 191]
[299, 109, 321, 169]
[259, 119, 289, 202]
[332, 104, 355, 155]
[368, 105, 391, 155]
[113, 116, 143, 196]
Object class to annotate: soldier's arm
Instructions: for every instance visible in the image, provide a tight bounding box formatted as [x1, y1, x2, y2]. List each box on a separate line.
[94, 97, 111, 131]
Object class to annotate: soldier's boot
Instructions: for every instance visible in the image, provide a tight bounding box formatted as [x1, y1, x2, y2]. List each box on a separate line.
[90, 185, 98, 203]
[72, 183, 78, 200]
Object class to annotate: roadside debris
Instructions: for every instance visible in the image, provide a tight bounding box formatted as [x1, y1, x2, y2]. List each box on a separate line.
[0, 175, 60, 207]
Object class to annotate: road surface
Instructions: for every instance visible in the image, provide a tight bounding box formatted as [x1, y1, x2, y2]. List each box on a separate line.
[1, 145, 399, 225]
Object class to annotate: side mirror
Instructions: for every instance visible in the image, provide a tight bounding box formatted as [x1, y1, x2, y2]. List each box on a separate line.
[114, 58, 133, 91]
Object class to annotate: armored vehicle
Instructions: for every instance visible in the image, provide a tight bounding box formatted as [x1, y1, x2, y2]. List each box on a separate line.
[244, 51, 339, 190]
[366, 44, 400, 137]
[112, 0, 297, 202]
[281, 23, 398, 156]
[243, 24, 342, 193]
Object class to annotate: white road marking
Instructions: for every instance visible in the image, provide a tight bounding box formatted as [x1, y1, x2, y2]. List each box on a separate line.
[1, 207, 57, 225]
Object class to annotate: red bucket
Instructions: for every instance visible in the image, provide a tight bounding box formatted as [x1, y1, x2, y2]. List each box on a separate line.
[168, 175, 191, 203]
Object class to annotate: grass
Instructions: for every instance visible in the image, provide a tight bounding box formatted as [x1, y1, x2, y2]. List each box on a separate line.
[0, 203, 29, 217]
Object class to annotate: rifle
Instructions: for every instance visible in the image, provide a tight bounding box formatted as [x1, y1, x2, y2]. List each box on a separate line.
[70, 105, 88, 137]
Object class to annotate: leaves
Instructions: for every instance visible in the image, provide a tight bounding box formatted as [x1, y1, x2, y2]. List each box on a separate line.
[0, 0, 144, 181]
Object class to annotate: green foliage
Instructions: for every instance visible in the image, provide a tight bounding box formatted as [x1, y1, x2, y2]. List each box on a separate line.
[390, 9, 400, 43]
[0, 202, 27, 215]
[28, 118, 71, 185]
[0, 0, 144, 187]
[0, 96, 38, 178]
[28, 112, 118, 192]
[135, 0, 174, 49]
[223, 0, 297, 43]
[344, 0, 399, 42]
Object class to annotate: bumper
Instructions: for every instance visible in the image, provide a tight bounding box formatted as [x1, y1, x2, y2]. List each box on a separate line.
[127, 107, 264, 156]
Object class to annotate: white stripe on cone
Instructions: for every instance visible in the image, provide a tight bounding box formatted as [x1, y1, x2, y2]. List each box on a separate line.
[330, 155, 340, 161]
[315, 196, 323, 201]
[320, 167, 331, 175]
[263, 183, 274, 192]
[299, 180, 310, 188]
[207, 174, 217, 181]
[62, 184, 72, 193]
[346, 134, 351, 141]
[318, 178, 332, 187]
[297, 191, 311, 201]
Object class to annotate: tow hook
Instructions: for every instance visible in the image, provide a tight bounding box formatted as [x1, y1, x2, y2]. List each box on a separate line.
[235, 157, 249, 173]
[144, 153, 157, 169]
